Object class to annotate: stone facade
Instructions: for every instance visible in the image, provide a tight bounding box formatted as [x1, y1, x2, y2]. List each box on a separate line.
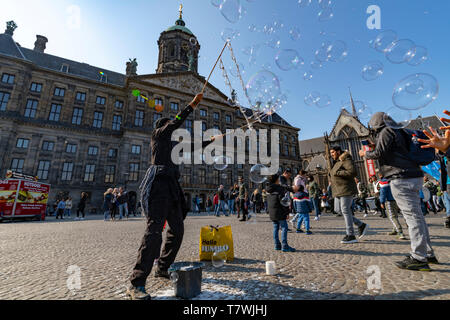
[0, 18, 300, 212]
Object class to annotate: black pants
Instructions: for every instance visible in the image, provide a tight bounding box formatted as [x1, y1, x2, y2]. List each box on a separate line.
[356, 197, 368, 214]
[56, 209, 64, 219]
[239, 199, 248, 220]
[77, 206, 85, 218]
[130, 187, 184, 287]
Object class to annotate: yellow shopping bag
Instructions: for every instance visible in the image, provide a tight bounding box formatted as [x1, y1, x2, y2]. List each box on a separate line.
[199, 225, 234, 262]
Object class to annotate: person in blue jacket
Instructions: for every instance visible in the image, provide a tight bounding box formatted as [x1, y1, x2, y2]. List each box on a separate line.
[292, 185, 313, 235]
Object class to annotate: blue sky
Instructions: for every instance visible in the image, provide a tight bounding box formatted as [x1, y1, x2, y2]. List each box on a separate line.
[2, 0, 449, 139]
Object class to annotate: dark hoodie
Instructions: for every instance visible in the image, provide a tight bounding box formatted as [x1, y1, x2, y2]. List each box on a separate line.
[365, 112, 423, 180]
[266, 184, 293, 221]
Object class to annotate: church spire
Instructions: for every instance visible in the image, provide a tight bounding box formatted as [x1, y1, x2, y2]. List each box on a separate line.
[349, 88, 358, 119]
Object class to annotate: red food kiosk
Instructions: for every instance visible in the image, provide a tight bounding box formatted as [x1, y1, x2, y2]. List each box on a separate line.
[0, 171, 50, 222]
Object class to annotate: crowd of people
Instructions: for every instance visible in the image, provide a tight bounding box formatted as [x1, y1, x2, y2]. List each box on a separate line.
[102, 187, 138, 221]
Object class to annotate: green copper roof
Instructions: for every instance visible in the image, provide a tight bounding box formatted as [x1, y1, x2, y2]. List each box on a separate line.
[165, 18, 194, 35]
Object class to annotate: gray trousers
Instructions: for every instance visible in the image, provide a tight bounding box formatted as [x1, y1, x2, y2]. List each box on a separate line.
[336, 196, 364, 236]
[385, 200, 403, 233]
[390, 177, 434, 262]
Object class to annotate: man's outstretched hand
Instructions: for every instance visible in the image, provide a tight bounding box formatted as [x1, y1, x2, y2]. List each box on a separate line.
[439, 110, 450, 131]
[418, 126, 450, 154]
[189, 93, 203, 109]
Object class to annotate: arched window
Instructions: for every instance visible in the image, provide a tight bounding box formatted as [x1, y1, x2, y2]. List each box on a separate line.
[168, 43, 176, 57]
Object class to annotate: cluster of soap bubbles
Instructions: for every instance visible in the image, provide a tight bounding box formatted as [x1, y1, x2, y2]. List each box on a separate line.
[304, 92, 331, 108]
[370, 30, 428, 66]
[229, 62, 245, 77]
[245, 70, 287, 114]
[302, 40, 347, 80]
[221, 28, 240, 42]
[392, 73, 439, 110]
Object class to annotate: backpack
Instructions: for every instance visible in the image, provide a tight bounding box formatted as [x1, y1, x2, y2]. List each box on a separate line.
[402, 129, 435, 166]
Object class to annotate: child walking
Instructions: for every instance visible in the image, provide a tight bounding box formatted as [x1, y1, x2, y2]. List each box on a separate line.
[379, 178, 406, 240]
[267, 174, 296, 252]
[56, 199, 65, 219]
[293, 185, 313, 235]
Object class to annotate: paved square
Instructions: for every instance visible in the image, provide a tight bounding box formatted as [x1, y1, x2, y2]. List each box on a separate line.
[0, 212, 449, 300]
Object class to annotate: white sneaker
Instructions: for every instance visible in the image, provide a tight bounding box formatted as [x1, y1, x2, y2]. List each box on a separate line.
[364, 214, 368, 218]
[314, 217, 320, 221]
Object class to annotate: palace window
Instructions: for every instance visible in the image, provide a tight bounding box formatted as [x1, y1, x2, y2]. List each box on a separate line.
[185, 119, 193, 134]
[1, 73, 15, 84]
[153, 113, 162, 128]
[135, 110, 144, 127]
[10, 158, 24, 173]
[72, 108, 83, 125]
[131, 145, 141, 155]
[37, 160, 50, 180]
[198, 169, 206, 184]
[75, 92, 86, 102]
[88, 146, 98, 156]
[129, 163, 140, 181]
[200, 109, 207, 117]
[96, 96, 106, 105]
[16, 138, 29, 149]
[83, 164, 95, 182]
[225, 115, 232, 123]
[112, 115, 122, 131]
[61, 162, 74, 181]
[105, 165, 115, 183]
[0, 92, 10, 111]
[202, 121, 207, 132]
[137, 95, 146, 103]
[213, 112, 220, 120]
[115, 100, 124, 109]
[24, 99, 38, 118]
[108, 148, 117, 158]
[42, 141, 54, 151]
[49, 104, 62, 122]
[93, 111, 103, 128]
[54, 87, 65, 97]
[30, 82, 42, 93]
[170, 102, 179, 112]
[66, 144, 77, 154]
[154, 98, 163, 106]
[61, 64, 69, 73]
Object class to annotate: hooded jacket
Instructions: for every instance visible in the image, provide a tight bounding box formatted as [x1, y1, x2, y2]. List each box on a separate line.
[364, 112, 423, 180]
[329, 151, 358, 198]
[267, 183, 292, 221]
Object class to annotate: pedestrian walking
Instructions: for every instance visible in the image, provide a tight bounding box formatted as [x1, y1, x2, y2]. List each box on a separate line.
[238, 176, 249, 221]
[293, 185, 313, 235]
[76, 192, 88, 220]
[103, 188, 114, 221]
[117, 187, 129, 219]
[307, 175, 321, 221]
[55, 199, 65, 219]
[64, 197, 72, 217]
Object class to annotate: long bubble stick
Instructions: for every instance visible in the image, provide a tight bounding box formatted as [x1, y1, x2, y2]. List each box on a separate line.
[210, 112, 272, 140]
[201, 41, 230, 95]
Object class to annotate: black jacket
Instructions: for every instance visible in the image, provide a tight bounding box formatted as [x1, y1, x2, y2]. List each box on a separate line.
[365, 112, 423, 180]
[267, 184, 293, 221]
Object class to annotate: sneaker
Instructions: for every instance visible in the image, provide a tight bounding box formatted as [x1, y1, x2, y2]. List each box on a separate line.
[395, 256, 431, 271]
[314, 217, 320, 221]
[358, 223, 368, 239]
[306, 231, 313, 235]
[275, 244, 281, 251]
[398, 232, 407, 240]
[341, 235, 358, 244]
[364, 214, 368, 218]
[296, 229, 304, 233]
[445, 218, 450, 229]
[388, 230, 398, 236]
[427, 256, 440, 264]
[282, 245, 296, 252]
[239, 218, 246, 222]
[126, 285, 151, 300]
[154, 269, 170, 279]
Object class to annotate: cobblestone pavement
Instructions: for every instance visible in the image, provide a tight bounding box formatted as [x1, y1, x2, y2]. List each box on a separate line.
[0, 211, 449, 300]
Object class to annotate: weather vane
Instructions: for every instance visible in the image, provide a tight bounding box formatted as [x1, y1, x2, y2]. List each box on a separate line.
[179, 4, 183, 19]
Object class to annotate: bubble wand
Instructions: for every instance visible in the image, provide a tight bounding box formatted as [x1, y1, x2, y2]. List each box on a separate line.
[201, 41, 229, 95]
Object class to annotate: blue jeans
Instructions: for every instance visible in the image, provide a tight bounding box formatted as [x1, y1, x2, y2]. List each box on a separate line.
[104, 210, 110, 220]
[273, 220, 288, 247]
[215, 200, 228, 216]
[64, 208, 71, 217]
[443, 191, 450, 217]
[119, 203, 128, 219]
[296, 213, 310, 231]
[228, 199, 235, 214]
[312, 197, 321, 217]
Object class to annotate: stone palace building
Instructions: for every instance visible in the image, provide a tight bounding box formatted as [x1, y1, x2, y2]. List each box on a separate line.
[0, 11, 301, 211]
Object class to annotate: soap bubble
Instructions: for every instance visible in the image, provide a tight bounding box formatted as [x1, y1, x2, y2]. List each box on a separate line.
[326, 40, 348, 62]
[229, 62, 244, 77]
[298, 0, 312, 7]
[357, 105, 374, 123]
[385, 39, 416, 64]
[318, 7, 334, 21]
[212, 251, 227, 268]
[289, 27, 301, 41]
[221, 28, 240, 42]
[407, 46, 428, 66]
[304, 92, 321, 106]
[316, 94, 331, 108]
[303, 71, 313, 80]
[214, 156, 232, 171]
[384, 107, 413, 129]
[275, 49, 303, 71]
[246, 70, 282, 111]
[250, 164, 268, 184]
[170, 272, 179, 283]
[221, 173, 228, 179]
[310, 61, 323, 69]
[392, 73, 439, 110]
[362, 61, 384, 81]
[211, 0, 223, 7]
[280, 193, 291, 207]
[219, 0, 242, 23]
[372, 30, 398, 53]
[315, 41, 331, 62]
[266, 35, 281, 49]
[318, 0, 332, 8]
[248, 24, 258, 32]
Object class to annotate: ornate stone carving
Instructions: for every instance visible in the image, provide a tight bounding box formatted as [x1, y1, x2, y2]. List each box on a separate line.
[126, 58, 138, 76]
[5, 21, 17, 36]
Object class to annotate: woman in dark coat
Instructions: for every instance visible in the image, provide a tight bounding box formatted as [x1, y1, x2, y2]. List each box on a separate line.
[76, 192, 88, 220]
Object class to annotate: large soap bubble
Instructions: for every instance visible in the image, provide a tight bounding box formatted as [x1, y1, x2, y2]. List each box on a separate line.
[318, 0, 332, 8]
[316, 94, 331, 108]
[246, 70, 282, 111]
[214, 156, 232, 171]
[289, 27, 301, 41]
[304, 92, 321, 106]
[392, 73, 439, 110]
[407, 46, 428, 66]
[212, 251, 227, 268]
[221, 28, 240, 42]
[219, 0, 242, 23]
[275, 49, 303, 71]
[385, 39, 416, 64]
[318, 7, 334, 21]
[373, 30, 398, 53]
[384, 107, 413, 129]
[211, 0, 223, 7]
[326, 40, 348, 62]
[250, 164, 268, 184]
[362, 61, 384, 81]
[303, 71, 313, 80]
